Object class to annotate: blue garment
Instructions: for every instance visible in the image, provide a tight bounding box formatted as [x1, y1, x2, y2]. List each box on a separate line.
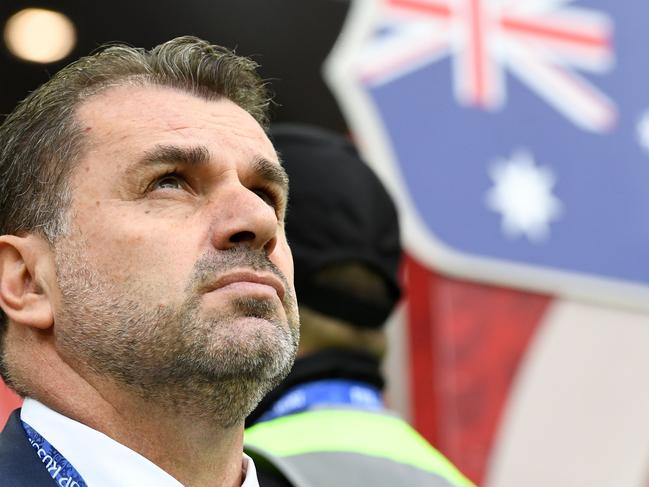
[257, 379, 384, 423]
[0, 410, 56, 486]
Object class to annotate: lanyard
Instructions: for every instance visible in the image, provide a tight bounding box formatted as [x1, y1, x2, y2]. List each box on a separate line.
[22, 420, 88, 487]
[257, 379, 384, 423]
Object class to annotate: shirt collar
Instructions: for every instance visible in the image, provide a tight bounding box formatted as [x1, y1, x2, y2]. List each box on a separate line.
[241, 452, 259, 487]
[21, 398, 259, 487]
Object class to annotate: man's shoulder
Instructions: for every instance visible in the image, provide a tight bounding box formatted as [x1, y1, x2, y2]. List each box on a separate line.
[0, 409, 55, 486]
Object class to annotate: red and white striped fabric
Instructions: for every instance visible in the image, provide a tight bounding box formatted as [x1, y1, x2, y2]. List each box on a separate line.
[386, 256, 649, 487]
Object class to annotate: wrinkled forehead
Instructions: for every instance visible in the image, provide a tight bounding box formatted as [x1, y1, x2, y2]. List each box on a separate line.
[76, 84, 272, 146]
[74, 84, 276, 160]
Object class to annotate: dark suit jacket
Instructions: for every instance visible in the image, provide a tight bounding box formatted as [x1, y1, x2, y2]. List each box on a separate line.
[0, 409, 55, 486]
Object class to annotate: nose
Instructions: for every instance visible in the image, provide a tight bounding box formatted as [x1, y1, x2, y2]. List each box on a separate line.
[209, 183, 279, 255]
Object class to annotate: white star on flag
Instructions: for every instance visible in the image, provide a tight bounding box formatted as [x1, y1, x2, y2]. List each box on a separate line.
[486, 149, 563, 243]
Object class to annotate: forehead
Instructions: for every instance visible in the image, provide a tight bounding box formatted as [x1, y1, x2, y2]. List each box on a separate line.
[75, 84, 276, 169]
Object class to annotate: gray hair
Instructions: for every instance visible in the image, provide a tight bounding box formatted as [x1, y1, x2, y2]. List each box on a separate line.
[0, 36, 271, 386]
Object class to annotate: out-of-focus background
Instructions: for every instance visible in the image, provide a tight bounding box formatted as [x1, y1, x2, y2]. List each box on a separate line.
[1, 1, 649, 486]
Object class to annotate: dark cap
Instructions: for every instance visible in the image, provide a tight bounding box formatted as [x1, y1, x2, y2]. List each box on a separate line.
[272, 123, 402, 328]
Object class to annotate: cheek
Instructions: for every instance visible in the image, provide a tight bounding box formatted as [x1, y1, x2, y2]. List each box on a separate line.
[273, 239, 295, 286]
[72, 210, 201, 293]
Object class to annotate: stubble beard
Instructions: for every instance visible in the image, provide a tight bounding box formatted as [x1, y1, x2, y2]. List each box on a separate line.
[53, 241, 299, 428]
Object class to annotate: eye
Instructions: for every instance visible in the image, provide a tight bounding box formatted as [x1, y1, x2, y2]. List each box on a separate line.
[253, 187, 284, 214]
[150, 172, 186, 191]
[253, 188, 277, 207]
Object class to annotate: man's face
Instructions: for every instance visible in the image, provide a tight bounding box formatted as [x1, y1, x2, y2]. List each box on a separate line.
[50, 85, 299, 425]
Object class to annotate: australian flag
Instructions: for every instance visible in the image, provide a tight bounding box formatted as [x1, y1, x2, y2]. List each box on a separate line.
[326, 0, 649, 309]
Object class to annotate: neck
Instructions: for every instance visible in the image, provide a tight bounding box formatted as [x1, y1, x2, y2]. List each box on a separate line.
[15, 332, 246, 487]
[72, 384, 245, 487]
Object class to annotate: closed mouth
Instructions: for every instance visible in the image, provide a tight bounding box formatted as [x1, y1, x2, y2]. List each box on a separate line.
[205, 270, 285, 301]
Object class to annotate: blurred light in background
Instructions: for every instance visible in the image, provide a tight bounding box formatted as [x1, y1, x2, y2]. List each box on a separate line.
[4, 8, 76, 63]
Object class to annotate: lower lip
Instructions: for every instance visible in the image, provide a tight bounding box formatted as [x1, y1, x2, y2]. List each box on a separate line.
[210, 281, 280, 300]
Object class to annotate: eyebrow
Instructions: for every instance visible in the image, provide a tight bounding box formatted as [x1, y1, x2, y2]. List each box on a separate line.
[131, 144, 289, 193]
[252, 155, 289, 195]
[138, 144, 211, 168]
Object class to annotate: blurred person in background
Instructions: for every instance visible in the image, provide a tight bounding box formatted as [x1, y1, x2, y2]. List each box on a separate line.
[0, 36, 300, 487]
[245, 124, 474, 487]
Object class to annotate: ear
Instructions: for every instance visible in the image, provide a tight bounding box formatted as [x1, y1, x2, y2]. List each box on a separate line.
[0, 234, 55, 329]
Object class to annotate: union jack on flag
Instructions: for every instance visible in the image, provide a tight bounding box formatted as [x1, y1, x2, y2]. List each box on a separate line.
[325, 0, 649, 310]
[359, 0, 616, 132]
